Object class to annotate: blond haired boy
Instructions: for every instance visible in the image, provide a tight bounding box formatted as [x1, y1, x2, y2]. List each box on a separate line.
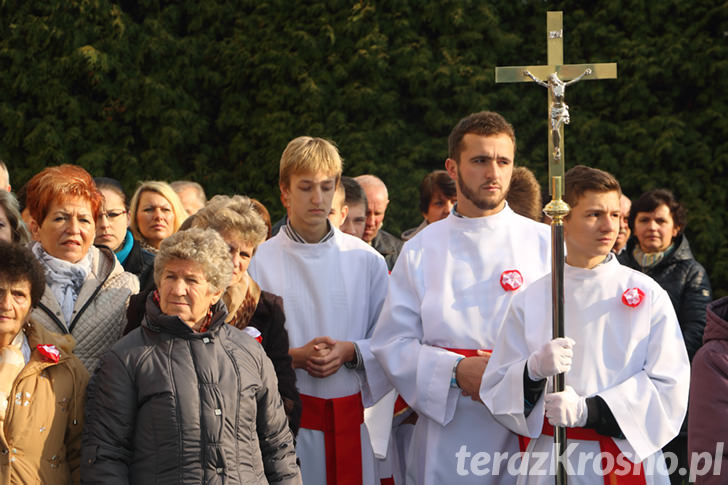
[249, 136, 391, 485]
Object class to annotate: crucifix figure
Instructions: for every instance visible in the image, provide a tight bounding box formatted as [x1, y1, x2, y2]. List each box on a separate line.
[495, 11, 617, 485]
[523, 68, 591, 161]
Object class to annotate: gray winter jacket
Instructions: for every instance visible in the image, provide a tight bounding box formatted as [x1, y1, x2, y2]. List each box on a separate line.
[81, 294, 301, 485]
[31, 244, 139, 372]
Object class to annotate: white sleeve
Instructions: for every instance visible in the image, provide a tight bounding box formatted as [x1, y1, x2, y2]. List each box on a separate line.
[481, 293, 546, 438]
[355, 253, 392, 406]
[598, 287, 690, 462]
[370, 243, 463, 426]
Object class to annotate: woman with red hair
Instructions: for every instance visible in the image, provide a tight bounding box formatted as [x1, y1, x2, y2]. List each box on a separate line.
[25, 164, 139, 371]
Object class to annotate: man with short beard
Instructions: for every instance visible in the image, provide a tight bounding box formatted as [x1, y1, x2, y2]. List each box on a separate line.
[371, 111, 551, 484]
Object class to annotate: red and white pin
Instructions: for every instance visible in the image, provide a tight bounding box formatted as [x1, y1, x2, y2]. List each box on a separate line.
[243, 327, 263, 344]
[37, 344, 60, 363]
[500, 270, 524, 292]
[622, 288, 645, 308]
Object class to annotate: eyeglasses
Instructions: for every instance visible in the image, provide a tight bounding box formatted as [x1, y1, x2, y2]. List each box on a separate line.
[97, 209, 127, 220]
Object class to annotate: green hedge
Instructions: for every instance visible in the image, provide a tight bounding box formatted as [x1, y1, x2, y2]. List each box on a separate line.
[2, 0, 727, 296]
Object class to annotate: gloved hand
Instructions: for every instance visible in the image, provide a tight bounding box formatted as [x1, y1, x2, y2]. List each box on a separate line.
[526, 337, 575, 381]
[544, 385, 587, 428]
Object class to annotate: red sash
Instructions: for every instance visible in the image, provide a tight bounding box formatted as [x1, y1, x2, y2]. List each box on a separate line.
[300, 392, 364, 485]
[540, 421, 646, 485]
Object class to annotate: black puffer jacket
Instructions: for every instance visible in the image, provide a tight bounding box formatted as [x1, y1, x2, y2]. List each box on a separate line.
[619, 234, 712, 361]
[81, 295, 301, 484]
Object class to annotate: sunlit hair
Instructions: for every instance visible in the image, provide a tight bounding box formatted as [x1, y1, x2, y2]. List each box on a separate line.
[154, 227, 233, 294]
[564, 165, 622, 212]
[25, 164, 103, 224]
[129, 181, 188, 243]
[507, 166, 543, 222]
[94, 177, 128, 208]
[448, 111, 516, 163]
[0, 240, 46, 307]
[0, 160, 9, 189]
[629, 188, 687, 235]
[250, 199, 272, 240]
[182, 195, 268, 249]
[419, 170, 456, 214]
[0, 190, 31, 244]
[279, 136, 342, 189]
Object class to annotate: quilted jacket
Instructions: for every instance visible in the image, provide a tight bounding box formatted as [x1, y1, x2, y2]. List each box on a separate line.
[31, 245, 139, 372]
[81, 294, 301, 484]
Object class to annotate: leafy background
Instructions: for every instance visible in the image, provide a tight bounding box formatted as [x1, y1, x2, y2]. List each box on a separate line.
[1, 0, 727, 296]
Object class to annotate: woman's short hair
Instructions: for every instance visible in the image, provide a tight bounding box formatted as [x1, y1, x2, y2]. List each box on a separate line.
[129, 181, 188, 243]
[279, 136, 342, 189]
[0, 241, 46, 307]
[154, 228, 233, 293]
[0, 190, 31, 244]
[184, 195, 268, 249]
[629, 188, 687, 234]
[94, 177, 128, 208]
[419, 170, 456, 214]
[25, 164, 103, 224]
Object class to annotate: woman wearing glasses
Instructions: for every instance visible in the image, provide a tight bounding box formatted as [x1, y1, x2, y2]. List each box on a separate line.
[94, 177, 155, 291]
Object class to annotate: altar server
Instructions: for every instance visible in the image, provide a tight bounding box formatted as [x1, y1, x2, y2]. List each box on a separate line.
[248, 136, 391, 485]
[482, 165, 690, 484]
[371, 111, 551, 484]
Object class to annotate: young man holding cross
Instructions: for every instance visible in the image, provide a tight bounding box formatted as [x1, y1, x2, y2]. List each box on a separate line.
[248, 136, 391, 485]
[482, 165, 690, 484]
[371, 111, 551, 484]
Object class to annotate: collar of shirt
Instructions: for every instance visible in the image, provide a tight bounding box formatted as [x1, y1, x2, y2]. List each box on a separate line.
[284, 218, 335, 244]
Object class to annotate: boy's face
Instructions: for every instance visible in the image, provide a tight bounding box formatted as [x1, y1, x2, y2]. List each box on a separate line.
[341, 202, 366, 239]
[281, 171, 337, 234]
[564, 190, 621, 269]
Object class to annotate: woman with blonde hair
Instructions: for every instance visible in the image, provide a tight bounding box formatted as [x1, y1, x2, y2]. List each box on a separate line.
[24, 164, 139, 371]
[128, 180, 187, 252]
[0, 189, 30, 244]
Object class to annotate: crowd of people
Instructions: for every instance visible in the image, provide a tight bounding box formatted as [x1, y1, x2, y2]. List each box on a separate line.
[0, 109, 722, 484]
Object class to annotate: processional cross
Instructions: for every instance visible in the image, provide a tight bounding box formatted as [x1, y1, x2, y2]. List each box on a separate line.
[495, 11, 617, 485]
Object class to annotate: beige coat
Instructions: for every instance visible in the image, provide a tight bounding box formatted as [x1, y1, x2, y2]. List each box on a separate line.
[0, 322, 90, 485]
[31, 245, 139, 372]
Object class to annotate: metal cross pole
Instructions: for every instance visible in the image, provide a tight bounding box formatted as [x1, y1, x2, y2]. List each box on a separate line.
[494, 11, 617, 485]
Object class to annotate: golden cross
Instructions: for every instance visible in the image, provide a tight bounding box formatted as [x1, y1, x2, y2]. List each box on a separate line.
[495, 11, 617, 191]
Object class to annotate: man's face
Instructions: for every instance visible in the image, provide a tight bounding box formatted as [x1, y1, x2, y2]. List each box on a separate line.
[445, 133, 514, 218]
[0, 278, 32, 345]
[177, 187, 204, 216]
[613, 194, 631, 252]
[281, 171, 337, 235]
[362, 187, 388, 243]
[341, 202, 366, 239]
[564, 190, 621, 269]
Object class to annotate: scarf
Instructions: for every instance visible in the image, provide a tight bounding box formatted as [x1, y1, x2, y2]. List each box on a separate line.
[633, 243, 675, 270]
[115, 229, 135, 264]
[32, 243, 92, 326]
[0, 331, 27, 433]
[223, 274, 261, 329]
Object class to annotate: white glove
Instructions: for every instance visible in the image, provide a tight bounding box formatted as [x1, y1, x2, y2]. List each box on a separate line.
[526, 337, 575, 381]
[544, 385, 587, 428]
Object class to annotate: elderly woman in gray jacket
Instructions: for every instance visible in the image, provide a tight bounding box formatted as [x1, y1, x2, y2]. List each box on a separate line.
[81, 228, 301, 484]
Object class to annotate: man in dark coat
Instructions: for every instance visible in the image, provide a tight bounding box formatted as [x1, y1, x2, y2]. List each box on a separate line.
[354, 174, 403, 271]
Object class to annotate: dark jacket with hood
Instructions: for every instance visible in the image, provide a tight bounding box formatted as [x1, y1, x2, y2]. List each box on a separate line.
[688, 297, 728, 484]
[618, 233, 712, 361]
[81, 294, 301, 485]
